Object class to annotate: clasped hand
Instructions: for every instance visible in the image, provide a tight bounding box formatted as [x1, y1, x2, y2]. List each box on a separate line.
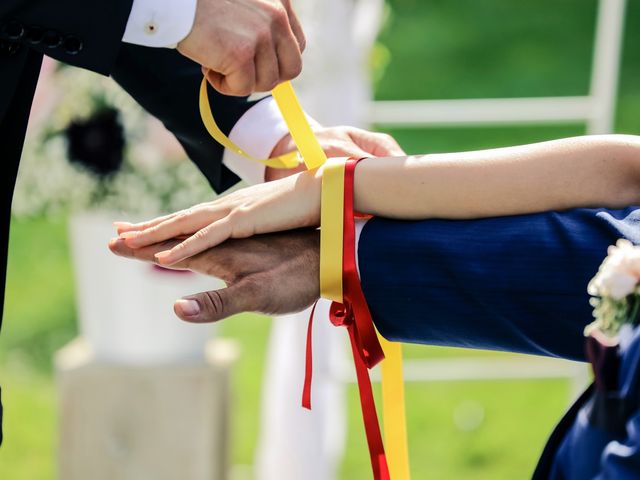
[109, 126, 402, 322]
[114, 126, 403, 266]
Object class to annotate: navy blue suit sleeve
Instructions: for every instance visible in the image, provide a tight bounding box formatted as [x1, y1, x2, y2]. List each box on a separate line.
[359, 208, 640, 361]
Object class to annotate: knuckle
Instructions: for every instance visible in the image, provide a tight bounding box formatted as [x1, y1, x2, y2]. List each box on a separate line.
[145, 225, 159, 237]
[255, 25, 272, 45]
[338, 127, 353, 138]
[193, 229, 209, 242]
[267, 3, 288, 25]
[259, 73, 279, 91]
[282, 58, 302, 80]
[236, 85, 253, 97]
[176, 209, 192, 221]
[298, 35, 307, 52]
[204, 290, 225, 317]
[382, 133, 398, 145]
[231, 207, 256, 234]
[226, 208, 244, 223]
[232, 41, 256, 65]
[218, 206, 233, 218]
[250, 24, 272, 51]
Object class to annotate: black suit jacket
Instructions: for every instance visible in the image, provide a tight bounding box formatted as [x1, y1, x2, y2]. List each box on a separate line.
[0, 0, 263, 444]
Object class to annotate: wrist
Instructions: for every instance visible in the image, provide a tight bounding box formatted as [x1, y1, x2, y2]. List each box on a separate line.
[265, 133, 307, 182]
[352, 156, 386, 217]
[297, 168, 323, 226]
[270, 133, 294, 157]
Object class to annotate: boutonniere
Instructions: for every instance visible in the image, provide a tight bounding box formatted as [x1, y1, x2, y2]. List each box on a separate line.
[586, 239, 640, 338]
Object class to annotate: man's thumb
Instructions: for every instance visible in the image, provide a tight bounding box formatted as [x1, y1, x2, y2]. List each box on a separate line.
[174, 280, 259, 323]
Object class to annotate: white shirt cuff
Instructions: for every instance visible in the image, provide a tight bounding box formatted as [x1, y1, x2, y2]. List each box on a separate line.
[355, 218, 369, 279]
[122, 0, 197, 48]
[222, 96, 320, 186]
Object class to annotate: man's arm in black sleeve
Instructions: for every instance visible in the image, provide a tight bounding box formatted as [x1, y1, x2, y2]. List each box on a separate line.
[110, 45, 263, 192]
[1, 0, 133, 74]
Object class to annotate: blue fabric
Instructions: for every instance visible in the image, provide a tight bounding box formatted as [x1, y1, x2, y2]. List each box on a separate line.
[598, 411, 640, 478]
[358, 207, 640, 478]
[358, 207, 640, 361]
[551, 327, 640, 480]
[550, 398, 621, 479]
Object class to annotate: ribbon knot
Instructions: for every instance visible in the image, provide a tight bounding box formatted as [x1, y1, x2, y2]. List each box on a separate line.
[329, 302, 351, 327]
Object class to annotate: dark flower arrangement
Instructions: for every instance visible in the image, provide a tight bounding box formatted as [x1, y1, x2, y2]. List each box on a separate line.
[66, 107, 125, 177]
[13, 63, 213, 218]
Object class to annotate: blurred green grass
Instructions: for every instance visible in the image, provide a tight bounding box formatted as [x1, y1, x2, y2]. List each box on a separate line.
[3, 0, 640, 478]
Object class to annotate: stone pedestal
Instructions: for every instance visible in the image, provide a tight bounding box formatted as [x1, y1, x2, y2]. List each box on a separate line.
[56, 337, 239, 480]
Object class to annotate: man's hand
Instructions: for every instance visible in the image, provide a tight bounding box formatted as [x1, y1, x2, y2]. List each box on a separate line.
[178, 0, 305, 96]
[109, 229, 320, 323]
[265, 126, 405, 181]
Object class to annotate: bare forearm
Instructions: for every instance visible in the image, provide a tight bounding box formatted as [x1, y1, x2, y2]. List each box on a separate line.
[351, 135, 640, 219]
[118, 134, 640, 264]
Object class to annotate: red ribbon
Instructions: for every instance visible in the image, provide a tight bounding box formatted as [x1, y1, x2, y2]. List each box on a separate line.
[302, 158, 390, 480]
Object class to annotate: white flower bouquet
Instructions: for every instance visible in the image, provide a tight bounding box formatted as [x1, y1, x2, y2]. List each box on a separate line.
[586, 239, 640, 337]
[13, 59, 214, 219]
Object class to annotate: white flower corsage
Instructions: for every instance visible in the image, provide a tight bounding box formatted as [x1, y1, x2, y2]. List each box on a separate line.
[586, 239, 640, 337]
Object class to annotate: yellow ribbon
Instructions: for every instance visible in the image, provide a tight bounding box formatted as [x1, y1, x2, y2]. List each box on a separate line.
[380, 337, 411, 480]
[271, 82, 327, 170]
[199, 79, 300, 169]
[199, 77, 410, 479]
[319, 158, 345, 302]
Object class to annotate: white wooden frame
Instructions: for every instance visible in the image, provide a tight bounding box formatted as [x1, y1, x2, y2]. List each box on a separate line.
[369, 0, 627, 135]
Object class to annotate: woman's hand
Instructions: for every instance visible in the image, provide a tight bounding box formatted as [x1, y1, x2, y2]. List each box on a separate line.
[115, 169, 322, 266]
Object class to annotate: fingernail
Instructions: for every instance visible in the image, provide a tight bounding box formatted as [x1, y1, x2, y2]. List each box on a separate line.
[155, 251, 172, 262]
[113, 221, 132, 228]
[176, 299, 200, 317]
[119, 231, 138, 239]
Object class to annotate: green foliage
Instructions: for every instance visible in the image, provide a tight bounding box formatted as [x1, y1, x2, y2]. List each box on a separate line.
[376, 0, 597, 101]
[1, 217, 77, 370]
[342, 379, 568, 480]
[0, 371, 56, 480]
